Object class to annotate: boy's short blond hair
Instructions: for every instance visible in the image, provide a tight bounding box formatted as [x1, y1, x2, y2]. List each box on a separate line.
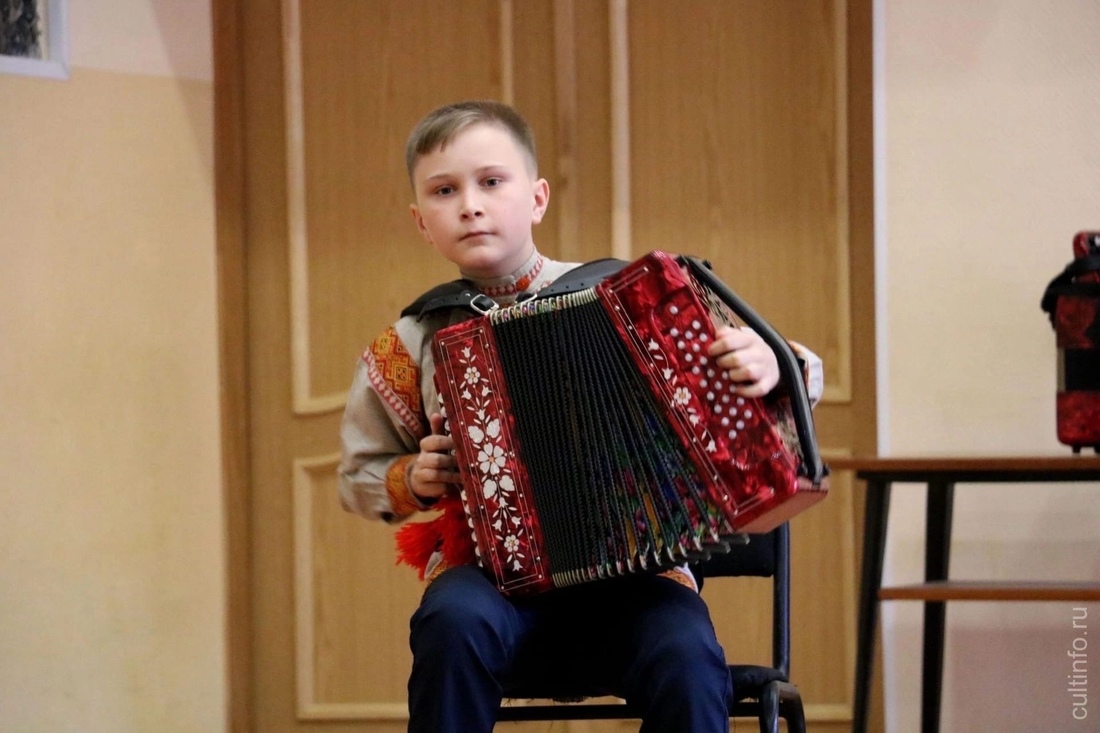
[405, 100, 538, 185]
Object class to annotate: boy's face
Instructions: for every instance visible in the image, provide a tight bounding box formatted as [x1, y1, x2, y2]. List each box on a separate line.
[410, 123, 549, 279]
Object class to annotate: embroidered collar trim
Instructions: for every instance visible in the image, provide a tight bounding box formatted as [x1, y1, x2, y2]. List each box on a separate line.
[464, 250, 546, 298]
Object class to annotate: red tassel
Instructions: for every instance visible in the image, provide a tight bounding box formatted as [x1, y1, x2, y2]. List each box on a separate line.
[394, 521, 441, 581]
[393, 494, 477, 579]
[436, 494, 477, 567]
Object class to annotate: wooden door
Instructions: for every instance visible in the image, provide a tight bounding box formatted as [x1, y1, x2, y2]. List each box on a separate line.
[216, 1, 878, 731]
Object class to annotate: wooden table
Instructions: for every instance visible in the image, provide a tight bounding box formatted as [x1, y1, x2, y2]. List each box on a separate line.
[830, 456, 1100, 733]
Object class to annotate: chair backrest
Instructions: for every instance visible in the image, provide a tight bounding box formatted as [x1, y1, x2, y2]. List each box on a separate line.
[690, 523, 790, 679]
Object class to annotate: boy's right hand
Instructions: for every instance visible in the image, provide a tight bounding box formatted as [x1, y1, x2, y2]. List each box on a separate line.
[408, 413, 460, 503]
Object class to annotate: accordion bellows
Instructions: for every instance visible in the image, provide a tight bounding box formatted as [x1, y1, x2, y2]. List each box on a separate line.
[432, 250, 827, 596]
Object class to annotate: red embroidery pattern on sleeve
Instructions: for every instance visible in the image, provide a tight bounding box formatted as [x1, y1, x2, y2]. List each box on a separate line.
[386, 455, 422, 518]
[365, 326, 425, 440]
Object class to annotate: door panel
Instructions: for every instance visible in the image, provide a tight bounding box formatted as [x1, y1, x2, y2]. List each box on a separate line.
[222, 1, 877, 730]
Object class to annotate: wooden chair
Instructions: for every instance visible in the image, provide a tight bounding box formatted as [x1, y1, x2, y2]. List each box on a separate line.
[496, 523, 807, 733]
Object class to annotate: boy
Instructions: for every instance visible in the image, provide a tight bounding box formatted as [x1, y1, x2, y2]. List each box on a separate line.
[338, 100, 823, 733]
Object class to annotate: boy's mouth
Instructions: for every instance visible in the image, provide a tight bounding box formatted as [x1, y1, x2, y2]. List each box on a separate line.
[460, 230, 492, 241]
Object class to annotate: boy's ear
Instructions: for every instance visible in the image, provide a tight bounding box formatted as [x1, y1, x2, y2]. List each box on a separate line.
[409, 203, 432, 243]
[531, 178, 550, 225]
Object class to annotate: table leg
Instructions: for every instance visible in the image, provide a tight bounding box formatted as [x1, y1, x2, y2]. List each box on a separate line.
[921, 480, 955, 733]
[853, 478, 891, 733]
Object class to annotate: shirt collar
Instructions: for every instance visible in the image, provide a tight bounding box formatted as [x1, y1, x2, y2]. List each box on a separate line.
[463, 249, 546, 302]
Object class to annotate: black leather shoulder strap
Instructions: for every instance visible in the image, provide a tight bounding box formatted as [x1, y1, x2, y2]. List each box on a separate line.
[400, 279, 477, 318]
[533, 258, 630, 299]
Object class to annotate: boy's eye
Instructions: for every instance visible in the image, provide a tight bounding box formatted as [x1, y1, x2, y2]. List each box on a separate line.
[435, 185, 455, 196]
[483, 177, 503, 187]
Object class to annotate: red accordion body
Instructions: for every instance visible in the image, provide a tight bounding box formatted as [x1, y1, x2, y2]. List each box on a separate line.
[431, 251, 827, 595]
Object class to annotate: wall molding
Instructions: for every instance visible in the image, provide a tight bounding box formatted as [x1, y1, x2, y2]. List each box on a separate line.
[292, 700, 851, 724]
[293, 447, 857, 721]
[553, 0, 580, 261]
[281, 0, 345, 416]
[499, 0, 513, 104]
[293, 451, 419, 720]
[609, 0, 632, 262]
[293, 453, 336, 717]
[826, 0, 853, 405]
[822, 445, 858, 689]
[282, 0, 520, 416]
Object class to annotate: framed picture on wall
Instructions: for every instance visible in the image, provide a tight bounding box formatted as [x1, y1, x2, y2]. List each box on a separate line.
[0, 0, 68, 79]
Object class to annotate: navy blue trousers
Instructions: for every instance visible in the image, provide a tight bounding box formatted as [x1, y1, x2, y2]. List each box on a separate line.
[408, 565, 732, 732]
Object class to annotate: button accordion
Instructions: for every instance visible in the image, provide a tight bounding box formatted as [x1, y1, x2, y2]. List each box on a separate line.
[431, 250, 828, 596]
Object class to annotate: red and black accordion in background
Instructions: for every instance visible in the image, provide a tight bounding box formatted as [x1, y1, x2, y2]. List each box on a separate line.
[431, 250, 828, 597]
[1042, 231, 1100, 453]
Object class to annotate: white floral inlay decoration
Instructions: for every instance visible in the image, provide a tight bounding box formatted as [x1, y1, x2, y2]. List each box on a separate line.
[453, 345, 528, 573]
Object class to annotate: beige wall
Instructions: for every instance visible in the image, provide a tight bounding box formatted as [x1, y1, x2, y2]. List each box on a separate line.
[881, 1, 1099, 731]
[0, 4, 223, 733]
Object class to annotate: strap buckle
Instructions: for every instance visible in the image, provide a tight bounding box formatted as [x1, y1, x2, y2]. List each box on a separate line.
[469, 293, 499, 315]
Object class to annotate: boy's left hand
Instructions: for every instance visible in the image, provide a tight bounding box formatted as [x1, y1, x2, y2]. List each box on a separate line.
[707, 326, 780, 398]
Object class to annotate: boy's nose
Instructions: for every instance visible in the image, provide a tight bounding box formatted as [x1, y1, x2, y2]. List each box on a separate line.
[460, 191, 484, 219]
